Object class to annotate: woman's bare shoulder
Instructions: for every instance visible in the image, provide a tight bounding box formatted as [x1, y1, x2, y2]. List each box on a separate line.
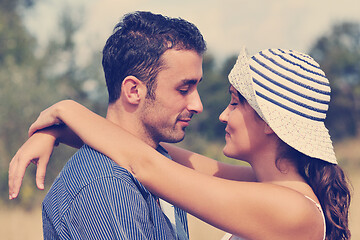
[226, 182, 324, 239]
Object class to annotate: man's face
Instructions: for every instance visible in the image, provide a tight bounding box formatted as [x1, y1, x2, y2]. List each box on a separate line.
[139, 49, 203, 146]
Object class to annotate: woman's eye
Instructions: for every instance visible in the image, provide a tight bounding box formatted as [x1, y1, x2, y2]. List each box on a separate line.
[230, 102, 238, 106]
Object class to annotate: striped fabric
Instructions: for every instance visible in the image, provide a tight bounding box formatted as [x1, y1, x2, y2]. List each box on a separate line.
[42, 144, 188, 240]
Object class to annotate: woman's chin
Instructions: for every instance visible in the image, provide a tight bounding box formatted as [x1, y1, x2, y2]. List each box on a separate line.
[223, 147, 249, 162]
[222, 147, 235, 159]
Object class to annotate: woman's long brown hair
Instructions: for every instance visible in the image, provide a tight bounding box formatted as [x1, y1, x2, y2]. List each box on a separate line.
[278, 145, 352, 240]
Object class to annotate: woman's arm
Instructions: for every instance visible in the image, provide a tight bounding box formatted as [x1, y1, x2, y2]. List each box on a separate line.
[53, 125, 84, 149]
[9, 99, 255, 198]
[162, 143, 256, 181]
[9, 124, 84, 199]
[20, 100, 317, 239]
[28, 100, 256, 181]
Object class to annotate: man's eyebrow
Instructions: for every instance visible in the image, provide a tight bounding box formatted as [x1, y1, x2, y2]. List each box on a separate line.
[181, 78, 202, 85]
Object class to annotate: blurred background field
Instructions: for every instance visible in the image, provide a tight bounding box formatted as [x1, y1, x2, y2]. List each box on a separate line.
[1, 0, 360, 239]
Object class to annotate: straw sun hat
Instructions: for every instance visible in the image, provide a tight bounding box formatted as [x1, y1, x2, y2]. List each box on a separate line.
[228, 47, 337, 164]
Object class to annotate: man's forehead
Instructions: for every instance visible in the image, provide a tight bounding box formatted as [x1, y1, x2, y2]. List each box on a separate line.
[156, 49, 203, 83]
[160, 49, 202, 63]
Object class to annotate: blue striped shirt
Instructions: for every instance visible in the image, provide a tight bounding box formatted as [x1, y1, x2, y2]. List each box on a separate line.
[42, 145, 188, 239]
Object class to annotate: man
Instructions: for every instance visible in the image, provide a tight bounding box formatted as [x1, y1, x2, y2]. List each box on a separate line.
[9, 11, 206, 239]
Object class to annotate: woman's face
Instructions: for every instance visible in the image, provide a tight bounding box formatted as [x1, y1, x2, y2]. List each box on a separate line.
[219, 86, 267, 161]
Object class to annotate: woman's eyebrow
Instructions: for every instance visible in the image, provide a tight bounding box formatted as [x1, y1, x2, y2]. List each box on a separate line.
[228, 87, 237, 95]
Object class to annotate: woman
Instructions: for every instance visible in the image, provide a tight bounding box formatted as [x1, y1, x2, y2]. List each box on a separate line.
[9, 47, 351, 239]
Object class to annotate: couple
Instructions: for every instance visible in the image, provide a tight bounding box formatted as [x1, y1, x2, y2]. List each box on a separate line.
[9, 11, 351, 240]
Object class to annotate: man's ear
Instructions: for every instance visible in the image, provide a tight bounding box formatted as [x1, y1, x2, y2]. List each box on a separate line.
[264, 122, 275, 135]
[121, 76, 146, 105]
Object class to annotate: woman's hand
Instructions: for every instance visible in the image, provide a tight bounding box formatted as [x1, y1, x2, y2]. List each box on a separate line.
[28, 101, 67, 137]
[9, 130, 58, 199]
[9, 100, 85, 200]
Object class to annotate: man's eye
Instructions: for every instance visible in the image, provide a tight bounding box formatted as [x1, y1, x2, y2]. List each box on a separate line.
[179, 89, 189, 94]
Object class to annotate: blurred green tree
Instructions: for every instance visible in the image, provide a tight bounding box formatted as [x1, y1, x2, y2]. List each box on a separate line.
[0, 0, 43, 205]
[0, 0, 106, 207]
[310, 22, 360, 140]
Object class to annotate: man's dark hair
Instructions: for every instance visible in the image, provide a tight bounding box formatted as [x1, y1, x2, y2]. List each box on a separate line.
[102, 11, 207, 103]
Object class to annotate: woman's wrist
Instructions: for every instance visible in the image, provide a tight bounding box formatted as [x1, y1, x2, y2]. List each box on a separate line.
[54, 100, 86, 148]
[55, 100, 76, 123]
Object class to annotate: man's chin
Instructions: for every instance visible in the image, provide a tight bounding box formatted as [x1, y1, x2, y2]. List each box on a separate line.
[162, 131, 185, 143]
[166, 136, 185, 143]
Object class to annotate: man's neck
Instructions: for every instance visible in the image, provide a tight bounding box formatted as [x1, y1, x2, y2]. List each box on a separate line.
[106, 105, 159, 149]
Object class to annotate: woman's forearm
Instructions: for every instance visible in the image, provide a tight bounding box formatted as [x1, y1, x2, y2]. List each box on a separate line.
[54, 101, 123, 156]
[162, 143, 256, 181]
[51, 100, 144, 170]
[53, 125, 84, 149]
[39, 100, 255, 182]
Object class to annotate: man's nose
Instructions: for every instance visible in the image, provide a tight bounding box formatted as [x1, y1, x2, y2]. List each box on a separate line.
[188, 90, 203, 114]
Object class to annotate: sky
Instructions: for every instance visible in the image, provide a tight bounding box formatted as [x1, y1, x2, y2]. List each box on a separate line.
[23, 0, 360, 65]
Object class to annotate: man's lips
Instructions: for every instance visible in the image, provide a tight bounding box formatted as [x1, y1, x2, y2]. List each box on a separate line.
[178, 118, 191, 122]
[177, 118, 191, 126]
[177, 113, 193, 122]
[177, 116, 192, 127]
[177, 113, 193, 127]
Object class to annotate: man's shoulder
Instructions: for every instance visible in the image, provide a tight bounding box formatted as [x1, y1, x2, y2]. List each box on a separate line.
[47, 145, 150, 199]
[42, 145, 156, 222]
[42, 145, 177, 240]
[62, 144, 116, 180]
[66, 144, 127, 177]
